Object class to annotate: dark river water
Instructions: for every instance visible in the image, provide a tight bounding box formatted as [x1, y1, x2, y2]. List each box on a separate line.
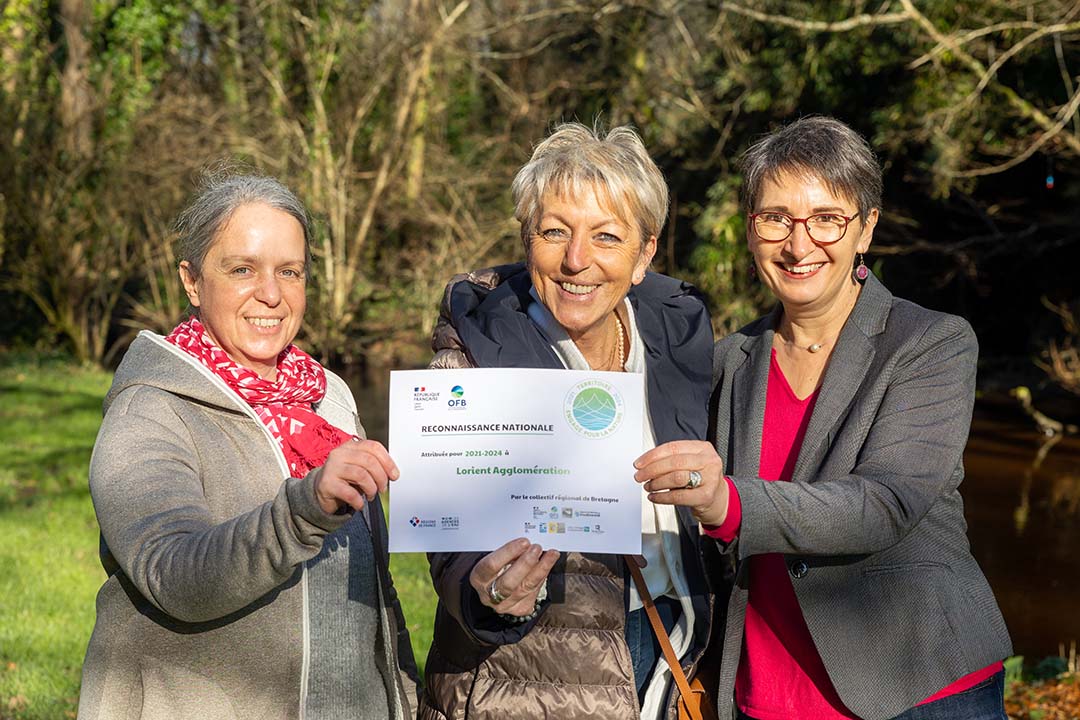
[963, 403, 1080, 660]
[351, 367, 1080, 661]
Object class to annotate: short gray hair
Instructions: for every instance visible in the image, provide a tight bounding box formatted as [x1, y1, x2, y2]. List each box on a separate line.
[512, 122, 668, 250]
[175, 172, 312, 278]
[739, 116, 883, 219]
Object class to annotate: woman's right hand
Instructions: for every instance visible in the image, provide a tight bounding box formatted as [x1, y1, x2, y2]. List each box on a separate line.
[634, 439, 730, 526]
[314, 439, 400, 514]
[469, 538, 560, 618]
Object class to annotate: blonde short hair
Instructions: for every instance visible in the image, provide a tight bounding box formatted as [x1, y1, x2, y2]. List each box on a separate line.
[511, 122, 668, 251]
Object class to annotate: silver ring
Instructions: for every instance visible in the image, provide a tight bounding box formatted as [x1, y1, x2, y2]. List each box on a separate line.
[488, 578, 507, 605]
[686, 470, 703, 489]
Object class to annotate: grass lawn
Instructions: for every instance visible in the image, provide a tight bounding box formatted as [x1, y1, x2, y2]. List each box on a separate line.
[0, 354, 437, 719]
[0, 355, 110, 720]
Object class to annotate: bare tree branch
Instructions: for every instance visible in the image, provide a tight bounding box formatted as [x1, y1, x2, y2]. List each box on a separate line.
[719, 2, 909, 33]
[948, 83, 1080, 176]
[960, 21, 1080, 113]
[899, 0, 1080, 157]
[908, 20, 1042, 69]
[1054, 32, 1080, 138]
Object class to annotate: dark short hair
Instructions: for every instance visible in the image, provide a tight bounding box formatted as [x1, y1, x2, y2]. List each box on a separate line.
[739, 116, 883, 219]
[175, 172, 312, 278]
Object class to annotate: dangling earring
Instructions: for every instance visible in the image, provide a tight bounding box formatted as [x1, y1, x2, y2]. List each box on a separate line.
[748, 262, 758, 282]
[853, 253, 870, 283]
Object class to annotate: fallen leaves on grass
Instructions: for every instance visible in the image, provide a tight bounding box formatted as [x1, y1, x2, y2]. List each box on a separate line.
[1007, 673, 1080, 719]
[5, 694, 28, 711]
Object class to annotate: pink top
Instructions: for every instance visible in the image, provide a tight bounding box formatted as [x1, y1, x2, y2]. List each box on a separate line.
[704, 350, 1001, 718]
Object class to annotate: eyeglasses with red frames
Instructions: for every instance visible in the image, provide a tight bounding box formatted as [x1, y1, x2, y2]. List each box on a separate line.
[749, 211, 860, 244]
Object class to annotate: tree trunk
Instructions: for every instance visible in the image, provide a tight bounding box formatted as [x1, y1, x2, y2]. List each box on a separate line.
[59, 0, 94, 161]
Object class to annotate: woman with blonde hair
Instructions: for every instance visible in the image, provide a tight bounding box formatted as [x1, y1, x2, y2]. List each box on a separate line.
[416, 123, 726, 719]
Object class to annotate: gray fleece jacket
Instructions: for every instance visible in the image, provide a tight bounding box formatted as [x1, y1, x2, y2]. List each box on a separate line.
[77, 331, 417, 720]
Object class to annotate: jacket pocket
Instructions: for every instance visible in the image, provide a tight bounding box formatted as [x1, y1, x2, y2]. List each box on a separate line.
[862, 560, 949, 576]
[851, 563, 968, 681]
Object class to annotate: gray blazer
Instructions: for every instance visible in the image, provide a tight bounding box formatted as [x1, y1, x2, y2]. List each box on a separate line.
[710, 274, 1011, 720]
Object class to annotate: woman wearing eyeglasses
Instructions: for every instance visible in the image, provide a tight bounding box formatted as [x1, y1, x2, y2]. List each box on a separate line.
[634, 116, 1011, 720]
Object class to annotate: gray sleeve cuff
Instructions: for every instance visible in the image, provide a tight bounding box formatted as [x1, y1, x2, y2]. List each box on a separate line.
[285, 468, 352, 541]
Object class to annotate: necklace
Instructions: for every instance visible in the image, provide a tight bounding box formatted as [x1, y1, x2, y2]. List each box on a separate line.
[591, 313, 627, 372]
[779, 335, 829, 354]
[613, 313, 626, 370]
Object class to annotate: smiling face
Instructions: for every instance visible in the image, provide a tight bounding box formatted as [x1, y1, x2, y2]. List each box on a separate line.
[528, 187, 656, 346]
[749, 170, 877, 316]
[179, 202, 307, 379]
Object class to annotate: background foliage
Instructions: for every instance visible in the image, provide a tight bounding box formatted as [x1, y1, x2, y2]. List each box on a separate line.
[2, 0, 1078, 387]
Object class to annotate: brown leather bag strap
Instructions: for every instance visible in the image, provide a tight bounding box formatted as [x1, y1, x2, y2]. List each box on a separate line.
[624, 555, 703, 720]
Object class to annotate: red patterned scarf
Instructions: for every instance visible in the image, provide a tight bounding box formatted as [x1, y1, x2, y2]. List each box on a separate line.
[166, 317, 354, 479]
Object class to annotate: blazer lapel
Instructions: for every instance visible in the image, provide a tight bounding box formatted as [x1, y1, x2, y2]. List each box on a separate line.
[730, 323, 774, 479]
[791, 276, 892, 483]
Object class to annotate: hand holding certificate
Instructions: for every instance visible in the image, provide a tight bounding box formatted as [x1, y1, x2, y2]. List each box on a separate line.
[388, 367, 645, 554]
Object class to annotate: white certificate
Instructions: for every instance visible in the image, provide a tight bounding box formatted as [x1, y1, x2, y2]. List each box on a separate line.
[388, 367, 644, 554]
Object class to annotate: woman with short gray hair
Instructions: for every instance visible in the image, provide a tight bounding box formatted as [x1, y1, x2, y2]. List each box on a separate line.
[636, 116, 1012, 719]
[418, 122, 725, 719]
[78, 172, 418, 720]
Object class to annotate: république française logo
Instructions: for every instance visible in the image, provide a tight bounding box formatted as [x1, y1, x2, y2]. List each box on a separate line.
[412, 386, 440, 410]
[564, 380, 623, 438]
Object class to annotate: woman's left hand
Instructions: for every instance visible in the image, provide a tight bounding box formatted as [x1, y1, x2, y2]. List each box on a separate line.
[469, 538, 560, 618]
[634, 440, 729, 526]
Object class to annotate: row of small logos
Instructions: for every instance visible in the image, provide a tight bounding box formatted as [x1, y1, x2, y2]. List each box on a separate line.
[534, 505, 601, 520]
[406, 515, 604, 535]
[409, 516, 459, 530]
[525, 521, 604, 535]
[414, 385, 466, 410]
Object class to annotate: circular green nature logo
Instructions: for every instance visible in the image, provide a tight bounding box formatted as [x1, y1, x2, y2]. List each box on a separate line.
[451, 385, 464, 398]
[572, 387, 617, 430]
[565, 380, 624, 437]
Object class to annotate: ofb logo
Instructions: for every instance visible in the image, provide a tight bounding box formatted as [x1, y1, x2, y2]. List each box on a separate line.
[451, 385, 464, 398]
[564, 380, 623, 438]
